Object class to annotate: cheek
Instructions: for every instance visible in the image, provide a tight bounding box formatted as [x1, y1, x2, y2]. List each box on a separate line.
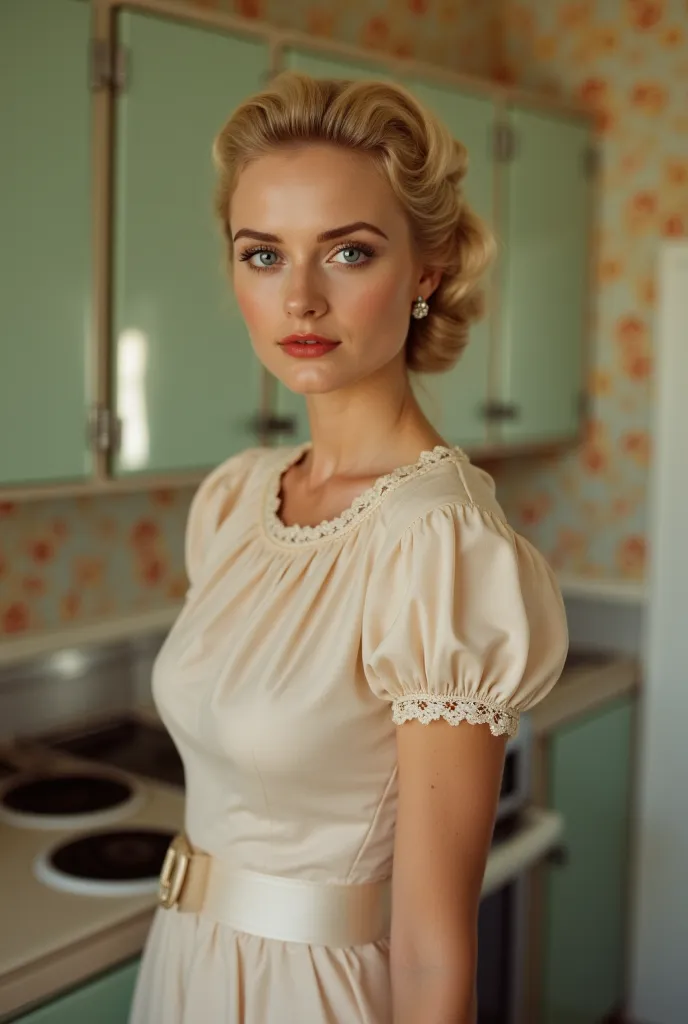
[233, 274, 273, 340]
[345, 270, 411, 336]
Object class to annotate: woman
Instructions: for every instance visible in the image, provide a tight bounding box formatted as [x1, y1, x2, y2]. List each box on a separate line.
[130, 72, 568, 1024]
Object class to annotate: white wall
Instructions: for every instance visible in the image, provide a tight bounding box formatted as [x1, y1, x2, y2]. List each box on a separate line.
[630, 242, 688, 1024]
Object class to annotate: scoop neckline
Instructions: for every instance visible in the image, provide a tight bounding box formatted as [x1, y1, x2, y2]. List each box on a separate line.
[262, 442, 469, 546]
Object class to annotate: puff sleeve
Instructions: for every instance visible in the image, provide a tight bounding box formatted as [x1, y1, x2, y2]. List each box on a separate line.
[185, 449, 261, 588]
[362, 504, 568, 737]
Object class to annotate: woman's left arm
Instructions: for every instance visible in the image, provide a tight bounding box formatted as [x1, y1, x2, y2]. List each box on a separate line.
[390, 719, 508, 1024]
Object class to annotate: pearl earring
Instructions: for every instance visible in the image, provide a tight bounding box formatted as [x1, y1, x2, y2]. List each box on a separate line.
[411, 295, 429, 320]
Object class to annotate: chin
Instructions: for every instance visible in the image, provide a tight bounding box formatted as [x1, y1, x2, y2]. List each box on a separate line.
[273, 362, 350, 396]
[280, 375, 342, 397]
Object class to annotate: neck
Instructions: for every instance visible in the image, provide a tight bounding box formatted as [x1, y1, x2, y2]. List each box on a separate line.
[301, 359, 446, 484]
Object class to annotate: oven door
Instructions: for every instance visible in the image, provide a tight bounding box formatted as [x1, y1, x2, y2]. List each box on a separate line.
[477, 808, 564, 1024]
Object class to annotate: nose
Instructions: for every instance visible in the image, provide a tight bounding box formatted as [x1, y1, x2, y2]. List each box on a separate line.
[283, 268, 328, 320]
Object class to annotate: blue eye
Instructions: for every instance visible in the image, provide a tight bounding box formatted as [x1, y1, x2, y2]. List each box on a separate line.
[333, 247, 365, 265]
[249, 250, 279, 268]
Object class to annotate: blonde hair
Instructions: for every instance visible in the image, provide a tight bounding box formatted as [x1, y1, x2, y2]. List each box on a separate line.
[213, 72, 495, 374]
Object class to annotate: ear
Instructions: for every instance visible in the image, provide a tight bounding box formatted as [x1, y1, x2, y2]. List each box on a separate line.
[417, 267, 443, 301]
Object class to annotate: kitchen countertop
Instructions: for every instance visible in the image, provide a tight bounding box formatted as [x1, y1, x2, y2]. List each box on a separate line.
[531, 652, 640, 736]
[0, 654, 639, 1020]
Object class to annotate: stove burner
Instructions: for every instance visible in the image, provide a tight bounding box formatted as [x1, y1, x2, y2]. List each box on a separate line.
[35, 828, 175, 897]
[0, 773, 143, 830]
[45, 716, 185, 788]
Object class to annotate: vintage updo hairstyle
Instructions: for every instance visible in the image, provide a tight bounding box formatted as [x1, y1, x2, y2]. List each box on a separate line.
[213, 71, 495, 374]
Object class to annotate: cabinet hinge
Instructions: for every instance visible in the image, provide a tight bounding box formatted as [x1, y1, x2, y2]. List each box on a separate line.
[87, 405, 122, 454]
[89, 39, 128, 93]
[583, 144, 600, 178]
[493, 122, 516, 163]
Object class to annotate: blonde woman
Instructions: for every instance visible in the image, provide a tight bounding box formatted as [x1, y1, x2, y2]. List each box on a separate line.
[130, 73, 567, 1024]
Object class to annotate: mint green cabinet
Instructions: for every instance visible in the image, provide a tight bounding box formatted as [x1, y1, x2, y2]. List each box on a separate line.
[112, 12, 269, 476]
[543, 697, 634, 1024]
[0, 0, 92, 486]
[283, 47, 391, 83]
[498, 107, 591, 445]
[0, 11, 593, 490]
[404, 79, 495, 448]
[11, 958, 139, 1023]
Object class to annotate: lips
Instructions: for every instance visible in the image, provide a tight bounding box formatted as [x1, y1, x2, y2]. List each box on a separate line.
[278, 334, 341, 359]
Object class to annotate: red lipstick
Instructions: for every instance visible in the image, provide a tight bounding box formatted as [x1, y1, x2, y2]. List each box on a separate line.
[278, 334, 341, 358]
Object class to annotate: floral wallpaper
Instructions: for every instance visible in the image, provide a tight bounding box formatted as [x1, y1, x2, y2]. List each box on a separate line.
[488, 0, 688, 583]
[209, 0, 500, 76]
[0, 492, 191, 636]
[0, 0, 499, 640]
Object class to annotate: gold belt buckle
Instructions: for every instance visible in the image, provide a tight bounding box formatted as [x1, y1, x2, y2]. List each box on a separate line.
[158, 833, 192, 909]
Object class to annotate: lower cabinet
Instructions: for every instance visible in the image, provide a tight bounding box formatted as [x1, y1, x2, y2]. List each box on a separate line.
[543, 697, 635, 1024]
[11, 958, 140, 1024]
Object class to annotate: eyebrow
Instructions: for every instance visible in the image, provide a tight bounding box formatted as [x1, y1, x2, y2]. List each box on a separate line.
[231, 221, 389, 243]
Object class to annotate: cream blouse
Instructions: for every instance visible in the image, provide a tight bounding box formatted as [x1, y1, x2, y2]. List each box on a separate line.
[172, 443, 567, 746]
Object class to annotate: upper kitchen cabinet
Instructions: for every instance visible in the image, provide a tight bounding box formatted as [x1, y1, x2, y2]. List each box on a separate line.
[0, 0, 92, 486]
[497, 106, 592, 446]
[403, 78, 495, 448]
[112, 13, 268, 477]
[282, 46, 391, 82]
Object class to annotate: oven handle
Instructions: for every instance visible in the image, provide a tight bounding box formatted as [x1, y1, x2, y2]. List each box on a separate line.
[482, 807, 565, 897]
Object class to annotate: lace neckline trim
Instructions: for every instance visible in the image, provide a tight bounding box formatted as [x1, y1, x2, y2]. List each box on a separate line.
[263, 443, 469, 546]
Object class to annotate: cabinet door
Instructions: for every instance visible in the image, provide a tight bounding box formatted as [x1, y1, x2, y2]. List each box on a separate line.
[404, 80, 495, 448]
[0, 0, 92, 486]
[544, 698, 634, 1023]
[12, 958, 139, 1023]
[498, 107, 591, 444]
[113, 13, 269, 476]
[282, 47, 391, 83]
[271, 49, 392, 446]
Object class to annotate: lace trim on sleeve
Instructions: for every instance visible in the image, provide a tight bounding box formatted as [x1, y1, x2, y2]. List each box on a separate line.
[391, 694, 519, 738]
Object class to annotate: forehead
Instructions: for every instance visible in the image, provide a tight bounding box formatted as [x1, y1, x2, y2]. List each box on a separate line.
[229, 143, 404, 235]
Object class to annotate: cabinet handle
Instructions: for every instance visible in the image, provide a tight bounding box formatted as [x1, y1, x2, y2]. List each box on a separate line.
[87, 405, 122, 453]
[247, 413, 298, 437]
[481, 400, 520, 422]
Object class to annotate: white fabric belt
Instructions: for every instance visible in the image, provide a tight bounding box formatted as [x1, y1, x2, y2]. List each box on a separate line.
[158, 833, 391, 948]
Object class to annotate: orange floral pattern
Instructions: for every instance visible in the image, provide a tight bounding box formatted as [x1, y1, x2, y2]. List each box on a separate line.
[490, 0, 687, 582]
[0, 489, 192, 637]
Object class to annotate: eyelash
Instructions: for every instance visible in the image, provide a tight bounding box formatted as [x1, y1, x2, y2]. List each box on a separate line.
[237, 241, 377, 272]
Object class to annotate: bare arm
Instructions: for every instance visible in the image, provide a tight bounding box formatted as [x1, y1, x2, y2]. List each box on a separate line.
[391, 719, 507, 1024]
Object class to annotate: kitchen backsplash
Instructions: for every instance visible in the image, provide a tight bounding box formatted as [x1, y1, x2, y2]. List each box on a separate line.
[0, 492, 190, 636]
[489, 0, 688, 581]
